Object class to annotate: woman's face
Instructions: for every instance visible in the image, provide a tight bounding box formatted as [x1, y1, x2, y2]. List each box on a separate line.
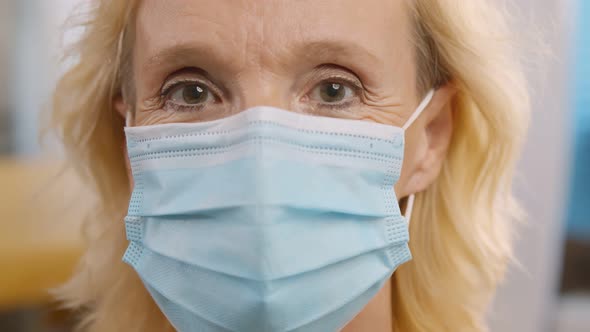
[120, 0, 455, 328]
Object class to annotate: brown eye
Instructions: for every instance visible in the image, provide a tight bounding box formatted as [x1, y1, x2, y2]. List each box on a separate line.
[320, 83, 346, 102]
[310, 81, 356, 106]
[169, 83, 211, 105]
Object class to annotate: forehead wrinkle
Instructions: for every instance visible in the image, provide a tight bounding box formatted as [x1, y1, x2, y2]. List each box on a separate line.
[136, 0, 244, 73]
[136, 0, 403, 90]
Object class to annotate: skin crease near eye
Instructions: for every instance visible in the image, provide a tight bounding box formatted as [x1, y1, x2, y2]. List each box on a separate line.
[116, 0, 456, 331]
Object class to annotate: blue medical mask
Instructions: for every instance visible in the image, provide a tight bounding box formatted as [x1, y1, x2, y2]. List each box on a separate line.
[123, 90, 434, 332]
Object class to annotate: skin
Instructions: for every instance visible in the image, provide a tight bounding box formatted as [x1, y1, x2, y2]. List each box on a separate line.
[116, 0, 455, 330]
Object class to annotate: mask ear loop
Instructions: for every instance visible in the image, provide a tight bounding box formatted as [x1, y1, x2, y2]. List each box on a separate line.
[404, 194, 416, 224]
[402, 89, 435, 131]
[400, 89, 434, 224]
[126, 110, 134, 127]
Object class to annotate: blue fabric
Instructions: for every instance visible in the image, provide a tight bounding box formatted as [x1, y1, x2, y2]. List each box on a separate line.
[122, 107, 412, 332]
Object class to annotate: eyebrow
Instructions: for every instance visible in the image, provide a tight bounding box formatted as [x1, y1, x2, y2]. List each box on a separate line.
[293, 40, 382, 68]
[143, 42, 230, 71]
[143, 39, 383, 75]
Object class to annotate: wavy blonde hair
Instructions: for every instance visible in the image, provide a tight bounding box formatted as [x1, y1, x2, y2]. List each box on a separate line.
[51, 0, 529, 331]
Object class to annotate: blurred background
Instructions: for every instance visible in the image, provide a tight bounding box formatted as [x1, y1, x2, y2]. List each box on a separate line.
[0, 0, 588, 331]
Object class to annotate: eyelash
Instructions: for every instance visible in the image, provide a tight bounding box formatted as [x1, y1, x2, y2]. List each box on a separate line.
[159, 78, 213, 112]
[310, 76, 363, 109]
[160, 79, 201, 96]
[162, 100, 205, 112]
[159, 74, 364, 112]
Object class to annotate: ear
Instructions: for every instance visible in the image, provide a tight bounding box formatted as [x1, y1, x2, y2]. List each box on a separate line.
[114, 95, 129, 120]
[114, 95, 134, 189]
[400, 84, 456, 197]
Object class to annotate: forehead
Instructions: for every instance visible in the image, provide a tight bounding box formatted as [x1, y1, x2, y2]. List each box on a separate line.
[135, 0, 412, 69]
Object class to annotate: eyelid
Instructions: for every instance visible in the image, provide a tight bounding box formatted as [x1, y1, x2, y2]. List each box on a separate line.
[306, 74, 364, 102]
[319, 76, 363, 92]
[160, 70, 224, 99]
[162, 78, 199, 96]
[162, 78, 217, 99]
[309, 65, 365, 90]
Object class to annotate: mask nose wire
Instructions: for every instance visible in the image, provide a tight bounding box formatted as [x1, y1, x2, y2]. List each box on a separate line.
[400, 89, 435, 225]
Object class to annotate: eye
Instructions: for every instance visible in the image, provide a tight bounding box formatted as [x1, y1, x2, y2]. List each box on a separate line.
[310, 81, 358, 105]
[168, 82, 213, 106]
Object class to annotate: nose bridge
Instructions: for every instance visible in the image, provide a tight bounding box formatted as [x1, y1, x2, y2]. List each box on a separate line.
[237, 6, 292, 111]
[236, 69, 292, 111]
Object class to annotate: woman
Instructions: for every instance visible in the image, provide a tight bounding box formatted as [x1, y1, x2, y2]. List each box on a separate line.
[51, 0, 529, 331]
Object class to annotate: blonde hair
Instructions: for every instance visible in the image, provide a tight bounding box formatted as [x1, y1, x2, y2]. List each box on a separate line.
[51, 1, 529, 331]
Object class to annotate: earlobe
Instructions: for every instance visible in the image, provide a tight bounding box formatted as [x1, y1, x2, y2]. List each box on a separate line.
[114, 95, 129, 119]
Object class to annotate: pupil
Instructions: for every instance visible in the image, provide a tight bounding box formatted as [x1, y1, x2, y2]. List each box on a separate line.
[183, 84, 206, 104]
[327, 83, 341, 97]
[321, 83, 344, 102]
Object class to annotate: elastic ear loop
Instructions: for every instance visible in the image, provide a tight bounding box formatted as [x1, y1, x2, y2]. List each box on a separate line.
[401, 89, 434, 224]
[126, 110, 134, 127]
[404, 194, 415, 224]
[402, 89, 435, 131]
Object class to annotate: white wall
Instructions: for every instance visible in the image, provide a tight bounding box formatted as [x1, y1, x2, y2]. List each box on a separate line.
[10, 0, 83, 156]
[11, 0, 47, 156]
[488, 1, 575, 331]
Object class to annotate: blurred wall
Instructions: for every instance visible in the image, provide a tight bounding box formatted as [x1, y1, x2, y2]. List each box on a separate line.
[7, 0, 80, 156]
[10, 0, 47, 156]
[0, 0, 15, 154]
[0, 1, 14, 107]
[488, 0, 574, 331]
